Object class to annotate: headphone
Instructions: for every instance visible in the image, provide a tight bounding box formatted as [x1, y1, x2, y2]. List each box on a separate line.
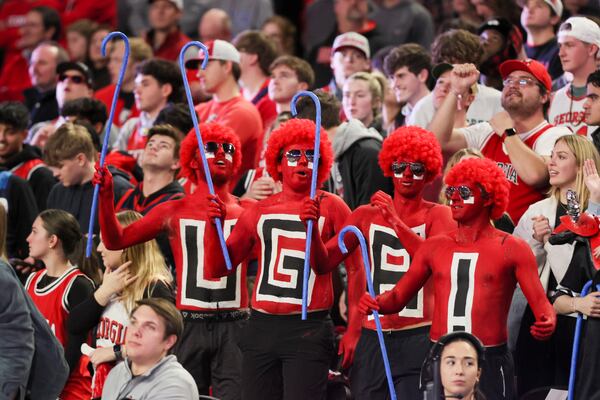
[420, 331, 486, 399]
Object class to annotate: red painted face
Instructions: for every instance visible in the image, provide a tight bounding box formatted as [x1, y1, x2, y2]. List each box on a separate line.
[277, 142, 316, 194]
[392, 160, 427, 198]
[192, 141, 235, 185]
[445, 183, 489, 223]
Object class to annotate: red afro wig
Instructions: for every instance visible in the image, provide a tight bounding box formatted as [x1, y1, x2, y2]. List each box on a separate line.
[378, 126, 443, 182]
[180, 122, 242, 184]
[445, 157, 510, 220]
[265, 118, 333, 187]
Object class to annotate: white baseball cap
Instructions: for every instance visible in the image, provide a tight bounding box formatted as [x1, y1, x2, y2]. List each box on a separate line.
[558, 17, 600, 48]
[332, 32, 370, 59]
[543, 0, 563, 17]
[148, 0, 183, 11]
[185, 39, 241, 69]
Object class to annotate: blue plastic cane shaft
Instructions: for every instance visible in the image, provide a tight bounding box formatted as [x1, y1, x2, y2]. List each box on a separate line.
[568, 280, 594, 400]
[290, 91, 321, 320]
[178, 41, 232, 270]
[338, 226, 397, 400]
[87, 32, 130, 257]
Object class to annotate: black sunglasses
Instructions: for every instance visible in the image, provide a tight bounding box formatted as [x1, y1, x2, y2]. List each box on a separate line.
[284, 149, 315, 163]
[391, 161, 425, 176]
[58, 74, 85, 84]
[204, 142, 235, 155]
[445, 185, 473, 200]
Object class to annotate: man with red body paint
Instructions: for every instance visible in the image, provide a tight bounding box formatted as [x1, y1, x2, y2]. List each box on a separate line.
[205, 118, 357, 400]
[94, 122, 250, 400]
[307, 126, 455, 399]
[358, 157, 557, 400]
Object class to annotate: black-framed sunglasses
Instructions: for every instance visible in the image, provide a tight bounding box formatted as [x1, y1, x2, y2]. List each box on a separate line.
[204, 142, 235, 155]
[391, 161, 425, 176]
[284, 149, 316, 163]
[445, 185, 473, 200]
[58, 74, 85, 84]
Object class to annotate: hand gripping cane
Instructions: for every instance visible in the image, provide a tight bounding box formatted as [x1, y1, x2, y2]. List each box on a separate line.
[87, 32, 129, 257]
[178, 41, 232, 270]
[290, 91, 321, 320]
[338, 225, 397, 400]
[568, 280, 599, 400]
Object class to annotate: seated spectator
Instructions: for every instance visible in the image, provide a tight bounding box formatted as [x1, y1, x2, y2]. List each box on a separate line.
[24, 41, 70, 127]
[101, 298, 198, 399]
[69, 210, 174, 398]
[408, 29, 503, 128]
[0, 6, 61, 103]
[261, 15, 297, 55]
[342, 71, 385, 135]
[0, 101, 56, 211]
[144, 0, 191, 61]
[95, 38, 152, 127]
[521, 0, 564, 81]
[549, 16, 600, 136]
[478, 17, 524, 91]
[44, 123, 132, 234]
[115, 58, 183, 162]
[234, 30, 279, 130]
[296, 89, 393, 210]
[25, 209, 99, 399]
[198, 8, 232, 43]
[383, 43, 432, 127]
[65, 19, 98, 63]
[87, 24, 112, 91]
[185, 39, 263, 180]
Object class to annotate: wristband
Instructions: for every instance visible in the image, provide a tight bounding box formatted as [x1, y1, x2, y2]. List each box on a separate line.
[504, 128, 517, 137]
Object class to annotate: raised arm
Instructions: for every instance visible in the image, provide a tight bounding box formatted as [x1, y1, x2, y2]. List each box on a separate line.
[512, 237, 556, 340]
[427, 64, 477, 154]
[94, 166, 166, 249]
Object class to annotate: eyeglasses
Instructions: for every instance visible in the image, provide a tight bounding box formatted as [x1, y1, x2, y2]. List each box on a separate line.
[445, 185, 473, 200]
[502, 77, 537, 88]
[391, 161, 425, 176]
[204, 142, 235, 155]
[284, 149, 316, 163]
[58, 74, 86, 84]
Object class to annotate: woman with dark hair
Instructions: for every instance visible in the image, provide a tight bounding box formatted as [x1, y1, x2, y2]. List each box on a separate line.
[25, 209, 99, 400]
[424, 331, 486, 400]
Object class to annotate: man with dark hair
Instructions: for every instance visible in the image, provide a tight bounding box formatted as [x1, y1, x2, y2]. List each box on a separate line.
[144, 0, 191, 61]
[234, 30, 279, 130]
[24, 41, 70, 126]
[102, 298, 198, 399]
[429, 60, 572, 224]
[585, 69, 600, 151]
[186, 39, 263, 180]
[0, 6, 62, 103]
[116, 58, 183, 162]
[61, 97, 107, 133]
[383, 44, 431, 126]
[154, 102, 194, 136]
[0, 101, 56, 211]
[408, 29, 504, 128]
[521, 0, 564, 81]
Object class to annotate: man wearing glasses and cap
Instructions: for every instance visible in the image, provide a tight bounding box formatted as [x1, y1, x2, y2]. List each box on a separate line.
[429, 59, 572, 224]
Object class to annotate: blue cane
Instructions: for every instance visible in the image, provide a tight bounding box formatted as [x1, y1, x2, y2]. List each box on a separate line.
[338, 225, 397, 400]
[290, 91, 321, 320]
[568, 280, 598, 400]
[178, 41, 232, 270]
[87, 32, 129, 257]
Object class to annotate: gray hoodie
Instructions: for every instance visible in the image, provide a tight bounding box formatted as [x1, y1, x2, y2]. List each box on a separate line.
[102, 354, 198, 400]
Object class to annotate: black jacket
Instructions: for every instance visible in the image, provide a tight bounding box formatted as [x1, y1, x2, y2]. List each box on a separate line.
[2, 144, 56, 210]
[23, 87, 59, 127]
[328, 120, 393, 210]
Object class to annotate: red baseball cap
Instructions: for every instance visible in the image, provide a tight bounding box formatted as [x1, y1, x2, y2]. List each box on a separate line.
[499, 58, 552, 91]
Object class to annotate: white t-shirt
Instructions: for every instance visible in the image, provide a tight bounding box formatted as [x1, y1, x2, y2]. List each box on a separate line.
[407, 84, 503, 128]
[459, 121, 572, 156]
[548, 83, 598, 138]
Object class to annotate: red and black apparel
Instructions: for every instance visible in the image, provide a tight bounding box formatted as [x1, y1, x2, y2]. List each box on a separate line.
[25, 267, 95, 400]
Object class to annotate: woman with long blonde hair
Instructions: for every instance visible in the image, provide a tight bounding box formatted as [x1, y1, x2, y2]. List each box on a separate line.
[68, 210, 174, 399]
[511, 134, 600, 395]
